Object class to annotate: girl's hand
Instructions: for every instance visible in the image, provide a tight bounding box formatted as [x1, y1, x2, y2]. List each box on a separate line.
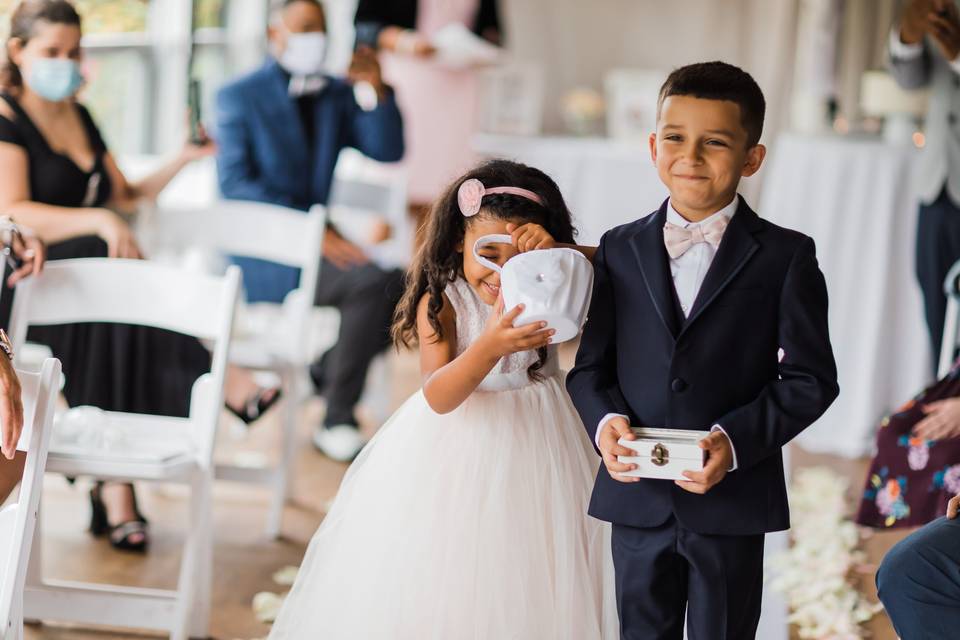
[506, 222, 556, 252]
[96, 210, 143, 259]
[478, 294, 554, 358]
[914, 397, 960, 440]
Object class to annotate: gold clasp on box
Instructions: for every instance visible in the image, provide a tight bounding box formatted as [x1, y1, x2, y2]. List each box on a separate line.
[652, 443, 669, 466]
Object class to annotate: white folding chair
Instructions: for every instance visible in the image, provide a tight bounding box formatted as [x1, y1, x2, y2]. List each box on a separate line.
[143, 200, 326, 539]
[8, 259, 239, 640]
[0, 358, 60, 640]
[327, 166, 411, 425]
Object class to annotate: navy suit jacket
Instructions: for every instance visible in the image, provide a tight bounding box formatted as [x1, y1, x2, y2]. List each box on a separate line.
[215, 60, 404, 212]
[214, 60, 404, 302]
[567, 197, 839, 536]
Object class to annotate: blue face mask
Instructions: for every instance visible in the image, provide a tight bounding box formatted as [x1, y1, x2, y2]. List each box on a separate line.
[26, 58, 84, 102]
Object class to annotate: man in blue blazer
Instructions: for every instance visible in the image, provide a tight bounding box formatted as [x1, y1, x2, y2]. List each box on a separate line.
[216, 0, 404, 461]
[567, 62, 839, 638]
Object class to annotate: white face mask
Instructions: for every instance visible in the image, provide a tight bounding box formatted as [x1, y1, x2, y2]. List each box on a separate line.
[278, 31, 327, 76]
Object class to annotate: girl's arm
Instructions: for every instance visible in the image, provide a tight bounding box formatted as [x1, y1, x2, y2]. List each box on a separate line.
[417, 292, 553, 414]
[507, 223, 596, 260]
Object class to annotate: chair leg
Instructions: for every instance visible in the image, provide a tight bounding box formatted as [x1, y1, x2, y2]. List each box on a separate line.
[25, 499, 42, 585]
[266, 370, 299, 539]
[189, 474, 213, 639]
[10, 586, 23, 640]
[172, 472, 213, 640]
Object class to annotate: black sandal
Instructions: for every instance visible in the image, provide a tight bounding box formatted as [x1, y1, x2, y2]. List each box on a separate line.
[89, 482, 149, 553]
[226, 387, 283, 425]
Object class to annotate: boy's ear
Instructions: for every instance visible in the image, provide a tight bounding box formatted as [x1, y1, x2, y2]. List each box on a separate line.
[741, 143, 766, 178]
[648, 132, 658, 166]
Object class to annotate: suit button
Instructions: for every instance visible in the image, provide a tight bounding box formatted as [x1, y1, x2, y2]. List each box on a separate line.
[671, 378, 687, 392]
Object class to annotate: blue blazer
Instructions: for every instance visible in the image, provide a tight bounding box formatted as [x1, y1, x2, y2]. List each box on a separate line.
[567, 198, 839, 536]
[215, 60, 404, 301]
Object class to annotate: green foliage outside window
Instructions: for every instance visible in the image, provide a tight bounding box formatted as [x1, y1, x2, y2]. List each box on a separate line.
[0, 0, 149, 35]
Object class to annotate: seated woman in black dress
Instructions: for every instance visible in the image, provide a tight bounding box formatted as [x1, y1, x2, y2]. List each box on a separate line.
[0, 0, 278, 551]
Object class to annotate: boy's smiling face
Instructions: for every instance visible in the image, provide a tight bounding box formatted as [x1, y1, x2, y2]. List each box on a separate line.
[650, 95, 765, 221]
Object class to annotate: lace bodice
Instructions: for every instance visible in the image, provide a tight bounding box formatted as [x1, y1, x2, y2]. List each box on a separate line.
[444, 278, 558, 391]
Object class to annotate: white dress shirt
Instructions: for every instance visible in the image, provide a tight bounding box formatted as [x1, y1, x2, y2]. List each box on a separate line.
[596, 197, 740, 470]
[889, 27, 960, 75]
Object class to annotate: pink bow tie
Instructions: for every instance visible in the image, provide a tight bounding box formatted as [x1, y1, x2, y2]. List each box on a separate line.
[663, 217, 729, 259]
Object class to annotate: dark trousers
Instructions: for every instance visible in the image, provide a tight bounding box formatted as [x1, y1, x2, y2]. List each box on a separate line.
[917, 189, 960, 371]
[877, 516, 960, 640]
[312, 259, 404, 427]
[612, 517, 765, 640]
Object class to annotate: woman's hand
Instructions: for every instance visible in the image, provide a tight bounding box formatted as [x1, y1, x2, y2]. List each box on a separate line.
[0, 356, 23, 460]
[178, 123, 217, 164]
[379, 26, 435, 57]
[914, 397, 960, 440]
[506, 222, 556, 253]
[948, 493, 959, 519]
[96, 210, 142, 259]
[476, 295, 554, 359]
[5, 226, 45, 287]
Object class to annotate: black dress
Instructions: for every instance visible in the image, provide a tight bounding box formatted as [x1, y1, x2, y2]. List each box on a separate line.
[0, 93, 209, 418]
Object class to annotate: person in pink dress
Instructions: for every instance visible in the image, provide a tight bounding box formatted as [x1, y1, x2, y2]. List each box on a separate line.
[355, 0, 501, 224]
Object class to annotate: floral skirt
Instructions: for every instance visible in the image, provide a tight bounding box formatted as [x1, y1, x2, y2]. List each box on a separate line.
[856, 363, 960, 529]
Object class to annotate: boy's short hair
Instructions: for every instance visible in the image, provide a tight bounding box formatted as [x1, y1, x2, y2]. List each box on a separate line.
[657, 61, 766, 147]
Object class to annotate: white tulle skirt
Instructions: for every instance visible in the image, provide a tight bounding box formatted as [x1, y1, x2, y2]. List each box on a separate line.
[268, 372, 619, 640]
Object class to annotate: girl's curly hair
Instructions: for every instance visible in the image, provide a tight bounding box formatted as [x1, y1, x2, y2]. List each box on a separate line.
[392, 159, 576, 378]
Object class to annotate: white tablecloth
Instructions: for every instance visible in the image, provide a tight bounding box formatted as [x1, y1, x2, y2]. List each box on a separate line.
[761, 133, 930, 458]
[473, 134, 668, 244]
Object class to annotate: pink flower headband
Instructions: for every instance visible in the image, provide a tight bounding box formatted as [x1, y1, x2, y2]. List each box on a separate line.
[457, 178, 544, 217]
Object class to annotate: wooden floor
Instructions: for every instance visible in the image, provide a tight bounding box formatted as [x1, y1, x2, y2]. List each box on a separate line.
[20, 347, 908, 640]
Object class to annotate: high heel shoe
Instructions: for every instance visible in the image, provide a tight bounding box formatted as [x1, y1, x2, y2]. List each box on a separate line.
[226, 387, 283, 425]
[89, 482, 149, 553]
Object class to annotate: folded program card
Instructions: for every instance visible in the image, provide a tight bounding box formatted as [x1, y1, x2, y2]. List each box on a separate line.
[617, 427, 710, 480]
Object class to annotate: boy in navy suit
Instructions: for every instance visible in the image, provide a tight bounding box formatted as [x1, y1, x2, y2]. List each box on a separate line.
[567, 61, 839, 639]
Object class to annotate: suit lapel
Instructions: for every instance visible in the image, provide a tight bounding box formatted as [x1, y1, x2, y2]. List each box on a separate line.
[680, 196, 761, 335]
[259, 62, 309, 171]
[629, 200, 682, 338]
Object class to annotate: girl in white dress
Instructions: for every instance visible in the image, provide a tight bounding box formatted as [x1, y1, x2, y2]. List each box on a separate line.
[268, 159, 617, 639]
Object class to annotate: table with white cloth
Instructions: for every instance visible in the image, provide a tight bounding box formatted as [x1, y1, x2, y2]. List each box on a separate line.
[761, 132, 930, 459]
[473, 132, 789, 640]
[473, 134, 669, 243]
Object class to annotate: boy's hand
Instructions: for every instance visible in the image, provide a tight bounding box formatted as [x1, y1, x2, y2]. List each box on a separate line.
[675, 431, 733, 494]
[948, 494, 959, 519]
[598, 416, 641, 483]
[506, 222, 556, 252]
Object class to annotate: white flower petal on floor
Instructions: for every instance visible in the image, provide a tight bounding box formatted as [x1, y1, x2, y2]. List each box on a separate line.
[252, 591, 286, 623]
[767, 467, 884, 639]
[272, 566, 299, 586]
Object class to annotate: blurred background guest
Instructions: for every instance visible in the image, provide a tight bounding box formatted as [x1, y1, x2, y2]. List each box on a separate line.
[889, 0, 960, 367]
[0, 0, 276, 552]
[354, 0, 500, 226]
[216, 0, 404, 462]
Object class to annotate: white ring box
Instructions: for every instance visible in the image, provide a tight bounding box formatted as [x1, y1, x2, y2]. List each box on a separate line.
[616, 427, 709, 480]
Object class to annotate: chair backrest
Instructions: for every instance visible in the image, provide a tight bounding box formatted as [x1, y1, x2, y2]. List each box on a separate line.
[0, 358, 60, 632]
[145, 200, 326, 304]
[7, 260, 240, 462]
[328, 171, 412, 270]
